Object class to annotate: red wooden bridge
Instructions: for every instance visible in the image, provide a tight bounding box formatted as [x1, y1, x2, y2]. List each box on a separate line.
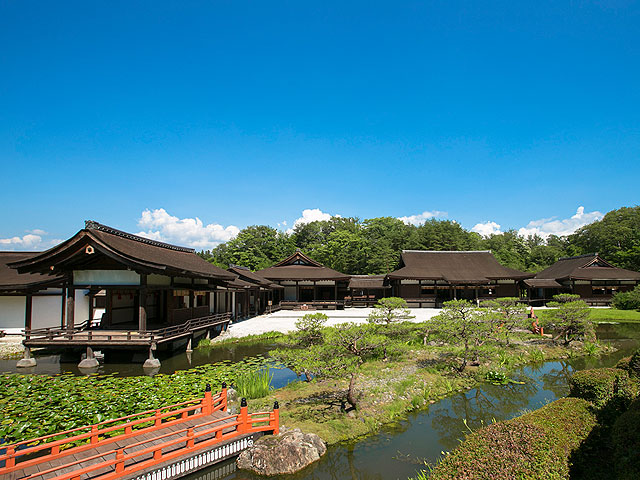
[0, 385, 279, 480]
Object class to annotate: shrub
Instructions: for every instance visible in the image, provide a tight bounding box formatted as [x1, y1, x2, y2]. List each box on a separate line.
[367, 297, 412, 325]
[629, 348, 640, 377]
[569, 368, 633, 409]
[426, 398, 597, 480]
[615, 356, 632, 371]
[611, 285, 640, 310]
[612, 397, 640, 480]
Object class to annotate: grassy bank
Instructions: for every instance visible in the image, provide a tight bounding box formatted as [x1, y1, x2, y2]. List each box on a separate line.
[229, 325, 601, 445]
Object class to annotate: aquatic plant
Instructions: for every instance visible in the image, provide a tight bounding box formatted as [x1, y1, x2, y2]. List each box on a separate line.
[0, 357, 271, 444]
[233, 368, 273, 399]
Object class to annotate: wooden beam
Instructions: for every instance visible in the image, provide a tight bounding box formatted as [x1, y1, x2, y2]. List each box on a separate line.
[60, 285, 66, 329]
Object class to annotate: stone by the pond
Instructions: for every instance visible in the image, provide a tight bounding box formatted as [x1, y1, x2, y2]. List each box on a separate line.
[237, 428, 326, 475]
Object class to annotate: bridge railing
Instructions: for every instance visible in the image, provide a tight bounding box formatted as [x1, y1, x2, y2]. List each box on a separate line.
[4, 396, 279, 480]
[0, 385, 228, 473]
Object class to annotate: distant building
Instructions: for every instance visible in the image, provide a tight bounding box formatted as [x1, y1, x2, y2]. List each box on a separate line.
[526, 253, 640, 306]
[0, 252, 64, 333]
[227, 265, 283, 316]
[388, 250, 533, 307]
[256, 250, 350, 308]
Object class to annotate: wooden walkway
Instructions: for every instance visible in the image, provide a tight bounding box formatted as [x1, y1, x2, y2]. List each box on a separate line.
[1, 387, 279, 480]
[22, 313, 233, 350]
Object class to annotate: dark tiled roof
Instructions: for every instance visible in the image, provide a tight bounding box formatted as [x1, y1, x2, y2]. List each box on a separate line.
[9, 221, 237, 282]
[523, 278, 563, 288]
[534, 254, 640, 281]
[348, 275, 390, 289]
[388, 250, 532, 283]
[256, 251, 349, 281]
[0, 252, 62, 291]
[228, 265, 272, 286]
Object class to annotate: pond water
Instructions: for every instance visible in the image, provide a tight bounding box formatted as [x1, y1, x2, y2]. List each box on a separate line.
[184, 323, 640, 480]
[0, 343, 304, 390]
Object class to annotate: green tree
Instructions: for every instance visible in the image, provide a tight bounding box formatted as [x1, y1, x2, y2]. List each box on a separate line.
[367, 297, 412, 325]
[611, 285, 640, 311]
[293, 312, 328, 346]
[209, 225, 295, 270]
[542, 294, 594, 345]
[568, 206, 640, 271]
[429, 300, 492, 371]
[273, 324, 385, 409]
[482, 297, 527, 345]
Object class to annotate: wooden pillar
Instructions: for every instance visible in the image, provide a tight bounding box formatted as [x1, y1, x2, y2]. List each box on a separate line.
[334, 283, 338, 301]
[60, 285, 67, 328]
[138, 274, 147, 331]
[189, 290, 195, 318]
[88, 291, 94, 325]
[66, 284, 75, 330]
[213, 290, 218, 313]
[296, 282, 300, 302]
[25, 293, 33, 330]
[105, 289, 113, 327]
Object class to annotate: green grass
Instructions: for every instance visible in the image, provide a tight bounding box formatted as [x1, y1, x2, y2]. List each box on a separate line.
[536, 307, 640, 323]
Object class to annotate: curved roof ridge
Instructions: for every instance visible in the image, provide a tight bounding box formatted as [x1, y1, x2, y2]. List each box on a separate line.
[84, 220, 195, 253]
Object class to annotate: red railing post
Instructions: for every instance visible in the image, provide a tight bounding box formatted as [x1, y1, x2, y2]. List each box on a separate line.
[154, 410, 161, 427]
[238, 398, 248, 434]
[91, 425, 99, 444]
[187, 428, 195, 448]
[221, 382, 228, 412]
[202, 384, 212, 415]
[115, 449, 124, 474]
[6, 446, 15, 468]
[272, 401, 280, 435]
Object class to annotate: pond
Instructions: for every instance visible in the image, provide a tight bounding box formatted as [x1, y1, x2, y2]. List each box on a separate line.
[183, 322, 640, 480]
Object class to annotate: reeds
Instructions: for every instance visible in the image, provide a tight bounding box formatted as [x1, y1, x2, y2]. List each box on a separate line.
[234, 368, 273, 399]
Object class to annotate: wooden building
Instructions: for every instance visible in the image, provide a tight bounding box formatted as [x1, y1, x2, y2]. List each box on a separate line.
[256, 250, 350, 309]
[0, 252, 65, 334]
[7, 221, 244, 367]
[346, 275, 390, 306]
[227, 265, 283, 317]
[526, 253, 640, 306]
[388, 250, 533, 307]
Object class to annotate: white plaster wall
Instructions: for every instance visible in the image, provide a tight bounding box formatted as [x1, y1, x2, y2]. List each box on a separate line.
[75, 290, 90, 325]
[32, 295, 62, 330]
[0, 296, 25, 331]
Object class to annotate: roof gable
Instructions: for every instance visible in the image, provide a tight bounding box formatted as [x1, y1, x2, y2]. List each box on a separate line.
[9, 221, 237, 282]
[273, 250, 323, 268]
[535, 253, 640, 281]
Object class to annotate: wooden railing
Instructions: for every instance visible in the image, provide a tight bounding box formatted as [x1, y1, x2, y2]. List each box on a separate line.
[0, 389, 279, 480]
[23, 312, 232, 344]
[0, 386, 228, 473]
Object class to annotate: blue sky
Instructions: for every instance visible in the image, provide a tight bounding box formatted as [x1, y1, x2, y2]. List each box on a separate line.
[1, 1, 638, 250]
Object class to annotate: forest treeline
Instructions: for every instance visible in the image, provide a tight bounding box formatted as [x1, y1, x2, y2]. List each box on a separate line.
[199, 206, 640, 275]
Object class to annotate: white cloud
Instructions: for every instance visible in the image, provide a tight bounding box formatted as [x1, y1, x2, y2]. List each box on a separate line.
[398, 210, 448, 226]
[472, 221, 502, 237]
[0, 232, 62, 251]
[517, 206, 604, 238]
[136, 208, 240, 250]
[286, 208, 337, 233]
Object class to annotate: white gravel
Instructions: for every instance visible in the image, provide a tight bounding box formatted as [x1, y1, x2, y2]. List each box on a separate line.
[219, 308, 442, 339]
[0, 335, 25, 358]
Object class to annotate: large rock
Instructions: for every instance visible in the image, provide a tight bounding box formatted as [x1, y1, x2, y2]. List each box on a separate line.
[237, 428, 326, 475]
